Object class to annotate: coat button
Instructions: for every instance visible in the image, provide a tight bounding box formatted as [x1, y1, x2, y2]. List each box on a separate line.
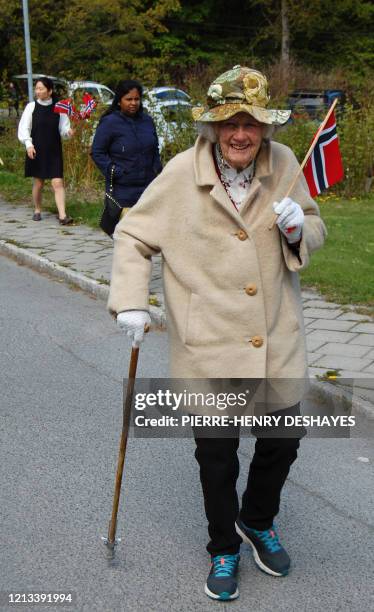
[245, 283, 257, 296]
[237, 229, 248, 241]
[251, 335, 263, 348]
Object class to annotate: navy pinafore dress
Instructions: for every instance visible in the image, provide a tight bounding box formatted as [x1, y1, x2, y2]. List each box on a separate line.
[25, 101, 64, 179]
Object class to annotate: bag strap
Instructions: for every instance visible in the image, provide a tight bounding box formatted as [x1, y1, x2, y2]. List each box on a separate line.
[109, 164, 115, 194]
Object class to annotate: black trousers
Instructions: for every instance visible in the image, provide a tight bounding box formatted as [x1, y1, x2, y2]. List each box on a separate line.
[193, 427, 301, 556]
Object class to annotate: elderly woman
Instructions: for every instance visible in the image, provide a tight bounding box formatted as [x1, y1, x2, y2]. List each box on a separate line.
[108, 66, 326, 601]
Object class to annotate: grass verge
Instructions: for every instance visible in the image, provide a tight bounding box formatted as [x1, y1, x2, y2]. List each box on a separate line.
[0, 169, 30, 202]
[0, 169, 102, 229]
[301, 196, 373, 307]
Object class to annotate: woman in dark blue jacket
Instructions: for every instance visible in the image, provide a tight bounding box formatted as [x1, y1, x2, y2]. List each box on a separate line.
[91, 79, 162, 209]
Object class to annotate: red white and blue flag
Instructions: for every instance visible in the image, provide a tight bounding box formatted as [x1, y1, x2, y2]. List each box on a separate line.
[54, 94, 97, 121]
[303, 110, 344, 197]
[79, 92, 97, 119]
[54, 98, 78, 118]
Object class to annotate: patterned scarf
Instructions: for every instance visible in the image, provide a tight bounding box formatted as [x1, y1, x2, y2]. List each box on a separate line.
[214, 144, 255, 210]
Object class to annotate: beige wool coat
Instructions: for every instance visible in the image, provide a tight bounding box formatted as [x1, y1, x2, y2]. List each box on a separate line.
[108, 135, 326, 392]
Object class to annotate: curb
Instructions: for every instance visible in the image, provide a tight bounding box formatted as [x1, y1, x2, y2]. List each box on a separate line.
[0, 239, 166, 329]
[309, 380, 374, 421]
[1, 238, 372, 421]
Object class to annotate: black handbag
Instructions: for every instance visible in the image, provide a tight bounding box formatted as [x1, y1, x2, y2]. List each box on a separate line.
[99, 165, 123, 238]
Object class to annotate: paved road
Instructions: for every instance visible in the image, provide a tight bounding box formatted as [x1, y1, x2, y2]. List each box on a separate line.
[0, 255, 373, 612]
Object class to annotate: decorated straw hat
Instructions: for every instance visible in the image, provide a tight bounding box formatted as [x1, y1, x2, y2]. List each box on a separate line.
[192, 65, 290, 125]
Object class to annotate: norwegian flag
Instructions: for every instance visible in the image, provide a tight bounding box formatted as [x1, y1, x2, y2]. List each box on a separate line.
[54, 98, 78, 118]
[79, 92, 97, 119]
[303, 110, 344, 197]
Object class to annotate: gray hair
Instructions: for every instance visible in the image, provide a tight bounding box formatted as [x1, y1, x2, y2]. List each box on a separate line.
[196, 120, 275, 142]
[196, 122, 217, 143]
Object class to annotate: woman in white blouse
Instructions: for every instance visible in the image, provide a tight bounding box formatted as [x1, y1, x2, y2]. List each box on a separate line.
[18, 77, 74, 224]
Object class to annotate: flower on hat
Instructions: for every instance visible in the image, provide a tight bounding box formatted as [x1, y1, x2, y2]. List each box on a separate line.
[243, 72, 270, 107]
[207, 83, 224, 104]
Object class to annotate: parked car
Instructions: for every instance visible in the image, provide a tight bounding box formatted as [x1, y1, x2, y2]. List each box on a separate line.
[143, 86, 193, 150]
[68, 81, 114, 106]
[146, 86, 191, 104]
[288, 89, 346, 120]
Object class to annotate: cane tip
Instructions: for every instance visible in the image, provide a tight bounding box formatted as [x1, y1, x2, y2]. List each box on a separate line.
[105, 547, 115, 561]
[101, 536, 117, 560]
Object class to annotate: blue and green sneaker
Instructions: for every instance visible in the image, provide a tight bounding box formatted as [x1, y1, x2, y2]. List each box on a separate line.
[235, 519, 290, 576]
[205, 553, 240, 601]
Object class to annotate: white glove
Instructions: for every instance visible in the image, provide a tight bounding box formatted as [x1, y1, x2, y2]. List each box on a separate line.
[116, 310, 151, 347]
[273, 197, 304, 243]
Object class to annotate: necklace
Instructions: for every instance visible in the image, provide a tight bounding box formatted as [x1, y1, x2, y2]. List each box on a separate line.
[214, 144, 256, 210]
[215, 144, 256, 182]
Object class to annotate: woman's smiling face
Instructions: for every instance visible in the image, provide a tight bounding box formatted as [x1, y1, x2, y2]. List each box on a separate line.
[214, 112, 265, 170]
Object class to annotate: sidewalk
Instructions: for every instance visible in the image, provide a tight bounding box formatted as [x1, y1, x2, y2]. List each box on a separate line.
[1, 199, 373, 414]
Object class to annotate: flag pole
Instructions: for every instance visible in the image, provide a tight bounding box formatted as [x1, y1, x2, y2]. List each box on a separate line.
[268, 97, 339, 230]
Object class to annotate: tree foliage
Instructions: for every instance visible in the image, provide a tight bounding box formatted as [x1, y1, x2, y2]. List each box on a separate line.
[0, 0, 373, 89]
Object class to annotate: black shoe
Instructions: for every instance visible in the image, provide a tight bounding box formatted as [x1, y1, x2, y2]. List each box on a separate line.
[32, 212, 41, 221]
[205, 553, 240, 601]
[235, 518, 290, 576]
[59, 216, 73, 225]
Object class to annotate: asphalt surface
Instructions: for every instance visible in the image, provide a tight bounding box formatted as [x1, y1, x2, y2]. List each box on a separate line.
[1, 255, 373, 612]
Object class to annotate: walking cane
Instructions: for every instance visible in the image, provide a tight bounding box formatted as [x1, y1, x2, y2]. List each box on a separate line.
[102, 329, 148, 560]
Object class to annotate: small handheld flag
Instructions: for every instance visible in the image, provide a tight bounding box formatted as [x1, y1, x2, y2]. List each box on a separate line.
[54, 94, 97, 121]
[54, 98, 78, 118]
[79, 92, 97, 119]
[303, 110, 344, 197]
[268, 98, 344, 230]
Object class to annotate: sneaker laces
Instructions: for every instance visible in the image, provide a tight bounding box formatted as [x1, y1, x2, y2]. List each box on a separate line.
[211, 554, 239, 577]
[254, 527, 282, 553]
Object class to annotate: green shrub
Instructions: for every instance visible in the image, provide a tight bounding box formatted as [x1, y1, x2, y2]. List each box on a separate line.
[159, 121, 196, 165]
[336, 103, 374, 197]
[62, 117, 101, 192]
[0, 118, 24, 172]
[274, 117, 316, 165]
